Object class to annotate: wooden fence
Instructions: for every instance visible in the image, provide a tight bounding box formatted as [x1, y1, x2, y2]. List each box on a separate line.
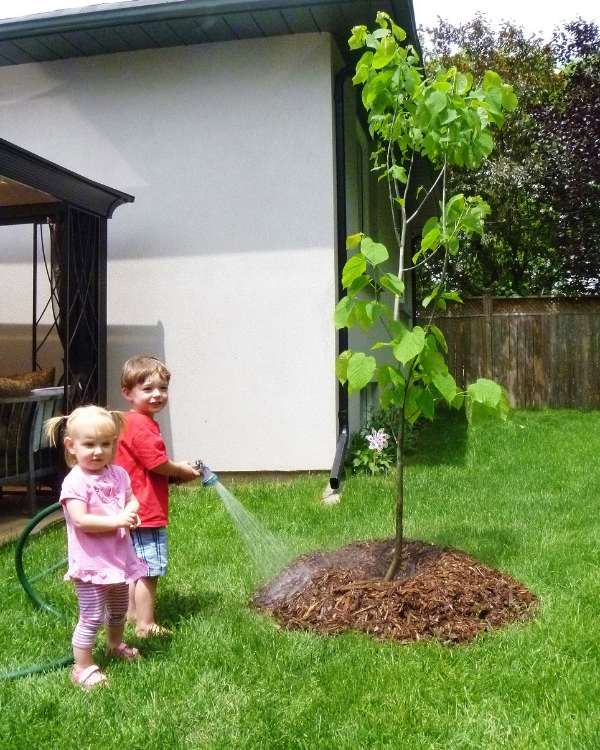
[414, 294, 600, 409]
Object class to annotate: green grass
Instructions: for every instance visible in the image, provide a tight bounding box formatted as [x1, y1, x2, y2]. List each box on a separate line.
[1, 409, 600, 749]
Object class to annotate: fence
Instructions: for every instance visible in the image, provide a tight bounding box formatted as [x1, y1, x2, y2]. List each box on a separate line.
[414, 294, 600, 409]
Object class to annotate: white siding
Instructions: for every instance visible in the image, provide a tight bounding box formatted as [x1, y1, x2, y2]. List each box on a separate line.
[0, 33, 338, 471]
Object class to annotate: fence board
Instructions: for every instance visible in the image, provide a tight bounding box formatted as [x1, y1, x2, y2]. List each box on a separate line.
[415, 295, 600, 409]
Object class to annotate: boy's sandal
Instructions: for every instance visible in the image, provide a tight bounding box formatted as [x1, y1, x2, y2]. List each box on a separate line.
[136, 623, 172, 638]
[106, 643, 140, 661]
[71, 664, 108, 690]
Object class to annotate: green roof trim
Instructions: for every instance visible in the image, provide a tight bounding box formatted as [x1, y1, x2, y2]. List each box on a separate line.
[0, 0, 418, 66]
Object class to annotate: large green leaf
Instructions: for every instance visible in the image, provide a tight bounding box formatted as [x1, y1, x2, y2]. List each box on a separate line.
[465, 386, 509, 425]
[419, 346, 447, 376]
[393, 326, 426, 364]
[342, 254, 366, 288]
[380, 273, 405, 297]
[432, 371, 457, 405]
[346, 232, 364, 249]
[429, 324, 448, 353]
[347, 274, 371, 296]
[347, 352, 376, 392]
[335, 350, 353, 384]
[334, 296, 354, 330]
[372, 35, 397, 69]
[468, 378, 502, 407]
[361, 237, 389, 266]
[417, 388, 435, 420]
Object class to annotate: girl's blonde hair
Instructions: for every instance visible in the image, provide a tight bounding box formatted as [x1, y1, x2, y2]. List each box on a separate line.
[45, 405, 127, 468]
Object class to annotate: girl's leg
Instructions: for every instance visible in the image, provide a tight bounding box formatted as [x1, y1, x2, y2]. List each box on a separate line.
[72, 581, 108, 684]
[104, 582, 131, 650]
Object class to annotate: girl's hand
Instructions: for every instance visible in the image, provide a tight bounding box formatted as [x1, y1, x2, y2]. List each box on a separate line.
[119, 507, 139, 529]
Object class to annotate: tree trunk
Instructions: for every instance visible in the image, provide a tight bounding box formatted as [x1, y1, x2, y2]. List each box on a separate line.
[385, 406, 405, 581]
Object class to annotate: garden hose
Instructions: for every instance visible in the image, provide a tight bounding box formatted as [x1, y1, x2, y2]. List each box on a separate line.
[0, 502, 74, 681]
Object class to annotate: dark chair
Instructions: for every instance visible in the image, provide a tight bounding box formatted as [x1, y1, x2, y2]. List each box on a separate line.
[0, 387, 63, 516]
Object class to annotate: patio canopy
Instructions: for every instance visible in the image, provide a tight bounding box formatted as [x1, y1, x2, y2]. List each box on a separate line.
[0, 137, 134, 407]
[0, 137, 134, 223]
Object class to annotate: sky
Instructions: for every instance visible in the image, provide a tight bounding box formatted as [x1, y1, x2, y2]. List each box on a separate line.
[0, 0, 599, 42]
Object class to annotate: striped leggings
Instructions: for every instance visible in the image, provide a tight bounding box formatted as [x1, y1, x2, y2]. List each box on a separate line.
[72, 580, 129, 649]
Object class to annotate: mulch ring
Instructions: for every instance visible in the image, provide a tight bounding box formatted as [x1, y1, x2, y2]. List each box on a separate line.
[252, 539, 537, 645]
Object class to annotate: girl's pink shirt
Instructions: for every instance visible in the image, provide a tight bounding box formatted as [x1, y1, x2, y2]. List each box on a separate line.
[60, 464, 147, 585]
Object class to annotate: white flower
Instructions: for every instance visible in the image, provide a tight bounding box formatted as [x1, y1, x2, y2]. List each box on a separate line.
[366, 428, 389, 453]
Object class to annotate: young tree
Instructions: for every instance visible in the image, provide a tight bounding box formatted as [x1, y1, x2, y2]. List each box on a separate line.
[336, 13, 513, 580]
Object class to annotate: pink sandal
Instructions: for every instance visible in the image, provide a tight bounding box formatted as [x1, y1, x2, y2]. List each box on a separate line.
[106, 643, 140, 661]
[71, 664, 108, 690]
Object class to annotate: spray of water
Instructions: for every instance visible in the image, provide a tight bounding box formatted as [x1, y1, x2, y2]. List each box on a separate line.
[211, 481, 292, 580]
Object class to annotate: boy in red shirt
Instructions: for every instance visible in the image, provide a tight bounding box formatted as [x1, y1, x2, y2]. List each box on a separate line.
[115, 356, 199, 636]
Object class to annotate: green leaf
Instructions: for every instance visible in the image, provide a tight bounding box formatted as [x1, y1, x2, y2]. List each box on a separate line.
[361, 237, 389, 266]
[355, 300, 372, 331]
[451, 392, 464, 410]
[455, 72, 470, 95]
[417, 388, 435, 420]
[342, 253, 367, 288]
[502, 86, 518, 112]
[389, 165, 407, 183]
[347, 274, 371, 296]
[379, 273, 405, 297]
[334, 296, 354, 330]
[442, 291, 463, 303]
[422, 287, 438, 308]
[466, 387, 509, 425]
[389, 320, 407, 338]
[468, 378, 502, 407]
[393, 326, 426, 364]
[372, 35, 397, 69]
[483, 70, 502, 91]
[347, 352, 376, 392]
[349, 25, 367, 50]
[335, 350, 353, 383]
[419, 346, 447, 376]
[421, 227, 442, 252]
[432, 371, 457, 405]
[430, 324, 447, 353]
[404, 386, 422, 423]
[346, 232, 364, 249]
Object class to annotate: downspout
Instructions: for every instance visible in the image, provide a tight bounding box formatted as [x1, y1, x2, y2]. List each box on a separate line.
[329, 64, 354, 491]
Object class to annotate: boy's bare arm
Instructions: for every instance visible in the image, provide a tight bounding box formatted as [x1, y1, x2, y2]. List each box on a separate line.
[151, 460, 200, 482]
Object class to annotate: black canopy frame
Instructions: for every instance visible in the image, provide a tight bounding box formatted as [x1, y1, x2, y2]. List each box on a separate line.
[0, 138, 134, 410]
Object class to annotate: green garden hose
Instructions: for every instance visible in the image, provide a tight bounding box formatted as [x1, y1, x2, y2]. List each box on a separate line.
[1, 502, 74, 681]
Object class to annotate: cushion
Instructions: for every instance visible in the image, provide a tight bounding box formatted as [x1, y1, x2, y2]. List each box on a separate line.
[0, 377, 31, 398]
[6, 367, 55, 390]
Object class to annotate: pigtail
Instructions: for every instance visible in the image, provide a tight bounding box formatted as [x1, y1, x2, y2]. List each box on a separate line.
[109, 410, 128, 435]
[44, 414, 67, 447]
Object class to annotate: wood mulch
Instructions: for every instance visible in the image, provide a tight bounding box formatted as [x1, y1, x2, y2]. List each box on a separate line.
[252, 539, 537, 645]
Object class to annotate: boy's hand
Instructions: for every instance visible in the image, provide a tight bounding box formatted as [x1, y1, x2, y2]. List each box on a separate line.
[175, 461, 201, 483]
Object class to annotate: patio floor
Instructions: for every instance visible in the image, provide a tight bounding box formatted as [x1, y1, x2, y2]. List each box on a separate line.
[0, 487, 62, 547]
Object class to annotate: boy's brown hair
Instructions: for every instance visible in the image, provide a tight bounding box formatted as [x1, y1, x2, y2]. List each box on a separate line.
[120, 355, 171, 391]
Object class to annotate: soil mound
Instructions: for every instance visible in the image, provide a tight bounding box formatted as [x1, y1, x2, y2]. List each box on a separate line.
[252, 539, 537, 644]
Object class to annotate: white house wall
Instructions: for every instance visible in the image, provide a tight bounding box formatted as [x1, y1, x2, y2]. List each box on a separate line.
[0, 32, 339, 471]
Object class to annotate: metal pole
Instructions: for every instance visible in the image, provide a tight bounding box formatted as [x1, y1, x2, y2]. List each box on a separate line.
[32, 223, 38, 370]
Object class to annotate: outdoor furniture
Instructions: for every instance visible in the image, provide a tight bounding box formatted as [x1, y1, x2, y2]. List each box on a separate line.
[0, 387, 63, 516]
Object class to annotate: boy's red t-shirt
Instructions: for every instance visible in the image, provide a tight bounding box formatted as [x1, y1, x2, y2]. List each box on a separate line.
[115, 411, 169, 527]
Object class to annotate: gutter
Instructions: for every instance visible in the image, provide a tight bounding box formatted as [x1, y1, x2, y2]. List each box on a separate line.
[329, 63, 353, 491]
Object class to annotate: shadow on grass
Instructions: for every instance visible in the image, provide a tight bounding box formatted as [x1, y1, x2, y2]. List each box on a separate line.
[157, 588, 223, 627]
[409, 408, 469, 466]
[431, 526, 520, 568]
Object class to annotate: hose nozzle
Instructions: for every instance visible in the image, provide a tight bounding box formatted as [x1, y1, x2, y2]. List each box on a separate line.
[194, 460, 218, 487]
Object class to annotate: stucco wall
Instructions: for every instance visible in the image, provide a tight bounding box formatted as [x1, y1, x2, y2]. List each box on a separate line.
[0, 32, 338, 471]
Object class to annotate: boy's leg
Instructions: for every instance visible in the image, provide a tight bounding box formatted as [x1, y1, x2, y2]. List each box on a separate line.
[134, 576, 158, 635]
[127, 580, 137, 622]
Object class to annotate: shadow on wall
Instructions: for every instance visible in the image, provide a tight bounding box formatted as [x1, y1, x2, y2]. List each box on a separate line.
[107, 321, 173, 458]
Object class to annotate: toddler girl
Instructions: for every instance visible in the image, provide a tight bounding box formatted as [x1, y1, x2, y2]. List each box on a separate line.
[46, 405, 148, 690]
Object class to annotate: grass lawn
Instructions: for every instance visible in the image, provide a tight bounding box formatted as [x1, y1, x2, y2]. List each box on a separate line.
[1, 409, 599, 749]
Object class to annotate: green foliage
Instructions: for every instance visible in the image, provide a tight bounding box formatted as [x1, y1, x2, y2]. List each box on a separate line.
[418, 13, 600, 297]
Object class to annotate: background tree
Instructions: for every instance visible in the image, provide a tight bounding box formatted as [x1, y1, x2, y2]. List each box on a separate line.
[418, 14, 600, 298]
